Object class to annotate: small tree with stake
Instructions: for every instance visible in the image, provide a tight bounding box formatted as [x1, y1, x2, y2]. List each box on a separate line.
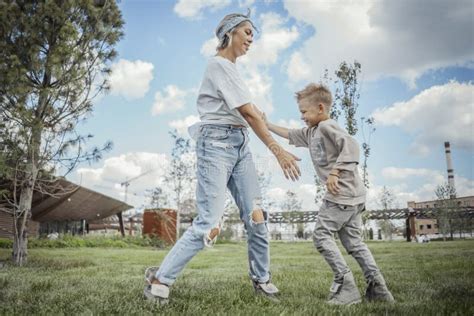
[0, 0, 124, 265]
[435, 182, 457, 241]
[378, 186, 396, 240]
[316, 61, 375, 199]
[165, 130, 196, 238]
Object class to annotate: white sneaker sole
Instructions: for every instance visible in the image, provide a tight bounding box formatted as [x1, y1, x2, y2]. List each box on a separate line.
[144, 285, 169, 305]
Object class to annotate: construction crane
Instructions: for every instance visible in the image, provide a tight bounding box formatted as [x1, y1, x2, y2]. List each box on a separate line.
[120, 169, 155, 237]
[120, 169, 154, 204]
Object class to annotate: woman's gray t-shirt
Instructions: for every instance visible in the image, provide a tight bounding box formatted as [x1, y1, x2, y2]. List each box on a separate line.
[196, 56, 251, 127]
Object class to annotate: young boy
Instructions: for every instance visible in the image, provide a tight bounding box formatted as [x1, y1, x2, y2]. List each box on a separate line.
[264, 83, 394, 305]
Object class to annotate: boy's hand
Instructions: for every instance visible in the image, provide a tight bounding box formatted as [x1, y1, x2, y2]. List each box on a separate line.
[326, 174, 340, 195]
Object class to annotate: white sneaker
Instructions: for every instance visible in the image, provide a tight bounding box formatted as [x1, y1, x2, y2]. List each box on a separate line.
[143, 266, 169, 305]
[253, 279, 280, 302]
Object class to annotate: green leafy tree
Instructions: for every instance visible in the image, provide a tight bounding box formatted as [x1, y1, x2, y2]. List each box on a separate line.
[314, 174, 326, 205]
[0, 0, 124, 265]
[165, 130, 196, 237]
[317, 61, 375, 198]
[377, 186, 396, 241]
[281, 189, 302, 238]
[331, 61, 362, 135]
[282, 190, 302, 213]
[256, 162, 273, 210]
[435, 182, 457, 241]
[145, 187, 171, 209]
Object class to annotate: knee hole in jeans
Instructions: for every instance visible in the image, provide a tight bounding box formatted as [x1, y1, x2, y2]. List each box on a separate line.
[251, 209, 265, 223]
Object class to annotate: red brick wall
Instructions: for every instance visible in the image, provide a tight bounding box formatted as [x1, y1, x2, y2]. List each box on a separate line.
[142, 209, 177, 245]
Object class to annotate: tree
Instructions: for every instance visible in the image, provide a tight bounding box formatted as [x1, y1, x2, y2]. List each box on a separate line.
[314, 174, 326, 205]
[0, 0, 124, 265]
[331, 61, 362, 135]
[435, 182, 457, 241]
[377, 186, 396, 241]
[282, 190, 302, 213]
[379, 186, 395, 210]
[165, 130, 196, 238]
[281, 189, 303, 239]
[145, 187, 171, 209]
[359, 117, 375, 188]
[317, 61, 375, 198]
[256, 163, 273, 210]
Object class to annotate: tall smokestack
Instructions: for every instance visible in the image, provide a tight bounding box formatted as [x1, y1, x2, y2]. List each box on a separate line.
[444, 141, 456, 198]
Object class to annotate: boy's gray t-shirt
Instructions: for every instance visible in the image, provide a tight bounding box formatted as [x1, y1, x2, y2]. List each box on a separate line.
[288, 119, 366, 205]
[195, 56, 251, 127]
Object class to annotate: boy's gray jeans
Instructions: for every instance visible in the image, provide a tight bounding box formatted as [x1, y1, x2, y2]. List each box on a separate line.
[313, 200, 379, 282]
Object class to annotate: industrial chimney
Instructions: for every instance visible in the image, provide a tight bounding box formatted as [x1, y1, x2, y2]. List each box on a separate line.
[444, 141, 456, 198]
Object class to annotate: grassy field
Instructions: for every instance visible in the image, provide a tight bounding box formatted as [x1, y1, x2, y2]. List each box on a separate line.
[0, 240, 473, 315]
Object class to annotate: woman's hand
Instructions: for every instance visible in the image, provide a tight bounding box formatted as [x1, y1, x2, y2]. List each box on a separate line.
[270, 144, 301, 181]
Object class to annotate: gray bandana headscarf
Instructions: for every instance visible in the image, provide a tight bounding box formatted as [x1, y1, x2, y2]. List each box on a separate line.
[215, 9, 258, 48]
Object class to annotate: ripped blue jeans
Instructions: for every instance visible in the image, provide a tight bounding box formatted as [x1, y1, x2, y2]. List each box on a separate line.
[156, 124, 271, 285]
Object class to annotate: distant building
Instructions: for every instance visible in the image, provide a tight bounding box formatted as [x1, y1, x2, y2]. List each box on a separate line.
[0, 178, 133, 239]
[407, 196, 474, 209]
[407, 196, 474, 236]
[415, 218, 438, 235]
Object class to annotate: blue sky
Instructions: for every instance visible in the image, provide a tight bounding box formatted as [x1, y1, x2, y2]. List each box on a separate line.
[72, 0, 474, 211]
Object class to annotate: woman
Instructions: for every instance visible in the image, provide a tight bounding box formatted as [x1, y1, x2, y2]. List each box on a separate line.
[145, 10, 301, 303]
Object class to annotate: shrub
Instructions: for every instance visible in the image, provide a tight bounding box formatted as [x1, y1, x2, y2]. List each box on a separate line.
[0, 238, 13, 248]
[25, 234, 166, 249]
[1, 234, 167, 249]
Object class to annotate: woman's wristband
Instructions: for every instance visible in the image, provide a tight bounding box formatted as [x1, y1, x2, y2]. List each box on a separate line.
[329, 173, 339, 178]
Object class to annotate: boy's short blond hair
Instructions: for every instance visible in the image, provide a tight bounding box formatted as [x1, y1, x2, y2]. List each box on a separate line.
[295, 83, 333, 111]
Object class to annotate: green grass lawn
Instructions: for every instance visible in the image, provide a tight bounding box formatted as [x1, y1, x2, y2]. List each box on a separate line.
[1, 240, 473, 315]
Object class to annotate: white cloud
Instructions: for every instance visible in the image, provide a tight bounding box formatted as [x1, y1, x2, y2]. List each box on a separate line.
[372, 81, 474, 152]
[375, 166, 474, 207]
[243, 69, 273, 114]
[266, 184, 318, 212]
[267, 187, 286, 206]
[241, 12, 300, 68]
[241, 13, 300, 113]
[174, 0, 231, 19]
[456, 177, 474, 197]
[77, 152, 169, 207]
[287, 52, 311, 83]
[382, 167, 445, 182]
[284, 0, 474, 87]
[201, 38, 219, 57]
[297, 183, 318, 210]
[109, 59, 154, 99]
[276, 119, 303, 129]
[239, 0, 255, 8]
[169, 115, 200, 135]
[151, 85, 189, 116]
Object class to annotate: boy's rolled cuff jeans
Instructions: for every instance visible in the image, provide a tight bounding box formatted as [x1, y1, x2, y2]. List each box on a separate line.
[313, 200, 380, 281]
